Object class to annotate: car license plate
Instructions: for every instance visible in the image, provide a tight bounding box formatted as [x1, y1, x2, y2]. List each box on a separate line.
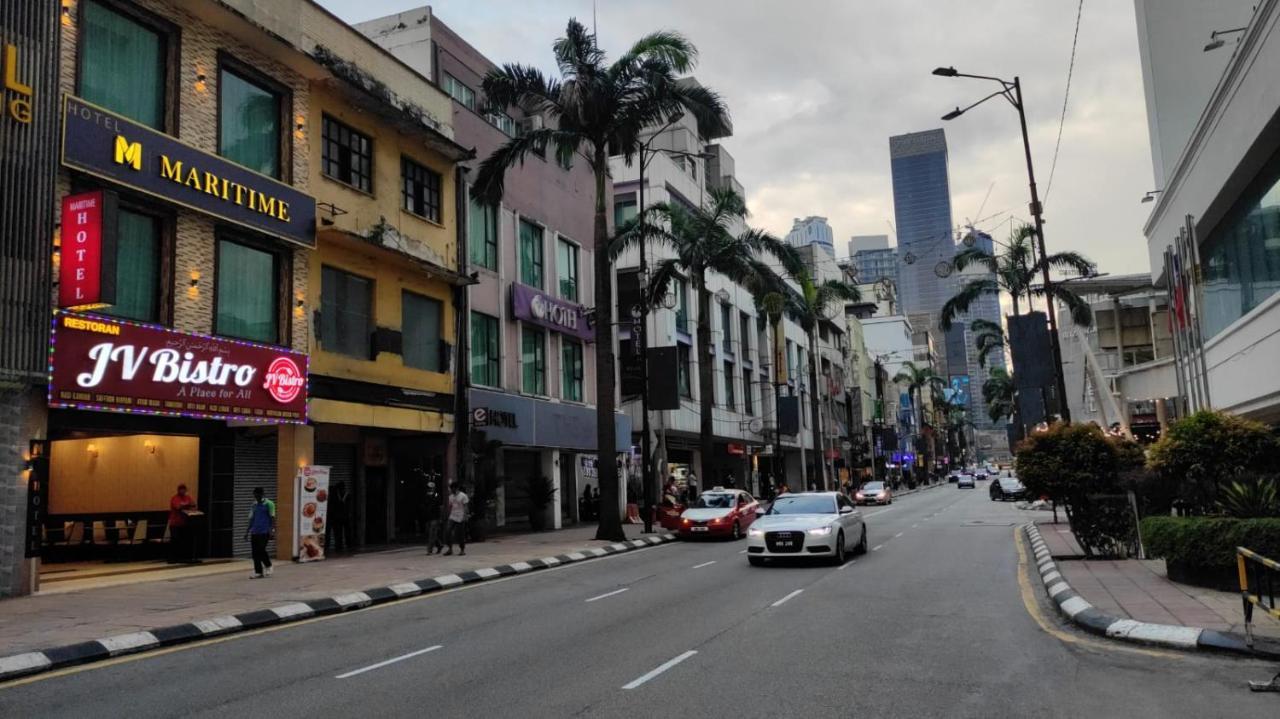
[776, 540, 793, 547]
[691, 526, 708, 532]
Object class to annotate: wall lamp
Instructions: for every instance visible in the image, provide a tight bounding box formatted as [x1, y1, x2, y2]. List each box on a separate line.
[1204, 27, 1246, 52]
[86, 443, 99, 458]
[1140, 190, 1162, 204]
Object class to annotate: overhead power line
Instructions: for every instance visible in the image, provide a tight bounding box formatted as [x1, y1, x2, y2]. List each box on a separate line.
[1043, 0, 1084, 208]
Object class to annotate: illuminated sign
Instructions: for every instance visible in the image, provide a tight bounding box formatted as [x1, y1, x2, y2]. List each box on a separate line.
[511, 283, 593, 342]
[2, 42, 33, 124]
[60, 95, 316, 248]
[49, 311, 308, 424]
[58, 190, 117, 309]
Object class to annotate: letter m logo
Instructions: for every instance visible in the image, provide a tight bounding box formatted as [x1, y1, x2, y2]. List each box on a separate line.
[114, 135, 142, 170]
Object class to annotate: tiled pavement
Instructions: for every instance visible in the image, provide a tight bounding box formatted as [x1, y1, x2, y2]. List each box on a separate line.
[0, 524, 661, 656]
[1034, 518, 1280, 640]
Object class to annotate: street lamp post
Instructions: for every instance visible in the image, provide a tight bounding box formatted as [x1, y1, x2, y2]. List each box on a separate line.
[933, 67, 1072, 422]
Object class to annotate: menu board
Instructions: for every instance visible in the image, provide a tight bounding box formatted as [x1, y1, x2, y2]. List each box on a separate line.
[295, 465, 330, 562]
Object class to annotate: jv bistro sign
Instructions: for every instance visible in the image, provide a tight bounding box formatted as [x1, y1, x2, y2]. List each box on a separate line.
[511, 283, 593, 342]
[49, 311, 308, 424]
[60, 95, 316, 248]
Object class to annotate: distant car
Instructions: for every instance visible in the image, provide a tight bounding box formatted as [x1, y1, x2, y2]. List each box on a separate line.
[973, 468, 988, 480]
[948, 472, 961, 483]
[747, 492, 866, 566]
[854, 481, 892, 506]
[990, 477, 1027, 502]
[957, 474, 976, 489]
[678, 489, 759, 540]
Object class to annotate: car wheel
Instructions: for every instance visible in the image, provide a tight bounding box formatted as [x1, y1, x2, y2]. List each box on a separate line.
[731, 522, 741, 541]
[748, 556, 764, 567]
[831, 531, 846, 565]
[855, 526, 868, 555]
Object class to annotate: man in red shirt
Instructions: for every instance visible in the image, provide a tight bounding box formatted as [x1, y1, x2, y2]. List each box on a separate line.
[168, 484, 197, 563]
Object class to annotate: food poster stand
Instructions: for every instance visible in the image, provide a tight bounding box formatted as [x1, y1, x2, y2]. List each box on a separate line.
[295, 465, 331, 562]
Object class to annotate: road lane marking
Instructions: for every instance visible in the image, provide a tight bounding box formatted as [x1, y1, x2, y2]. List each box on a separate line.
[738, 549, 747, 554]
[691, 561, 716, 569]
[771, 589, 804, 607]
[622, 650, 698, 689]
[871, 544, 883, 552]
[585, 588, 630, 603]
[894, 532, 904, 538]
[911, 524, 918, 528]
[863, 507, 895, 517]
[336, 645, 442, 679]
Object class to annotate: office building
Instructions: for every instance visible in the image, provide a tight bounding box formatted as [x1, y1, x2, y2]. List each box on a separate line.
[785, 216, 836, 254]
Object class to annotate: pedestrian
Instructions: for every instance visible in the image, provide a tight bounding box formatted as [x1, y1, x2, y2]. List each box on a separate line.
[580, 484, 593, 521]
[444, 482, 469, 556]
[167, 483, 197, 564]
[725, 472, 736, 489]
[591, 486, 601, 519]
[244, 487, 275, 579]
[424, 481, 444, 554]
[327, 481, 350, 554]
[685, 473, 699, 503]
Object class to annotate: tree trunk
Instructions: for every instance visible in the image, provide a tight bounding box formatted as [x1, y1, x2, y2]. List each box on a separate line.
[591, 152, 624, 541]
[696, 269, 715, 489]
[807, 330, 825, 490]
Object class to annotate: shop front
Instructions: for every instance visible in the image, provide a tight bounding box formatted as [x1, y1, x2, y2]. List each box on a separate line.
[42, 311, 309, 574]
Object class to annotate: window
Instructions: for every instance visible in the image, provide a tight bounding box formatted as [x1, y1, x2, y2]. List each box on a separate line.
[471, 312, 500, 387]
[402, 291, 443, 372]
[720, 303, 733, 353]
[218, 67, 281, 178]
[614, 197, 637, 228]
[99, 208, 160, 322]
[442, 73, 476, 110]
[678, 344, 692, 398]
[319, 265, 373, 358]
[519, 220, 544, 288]
[486, 111, 516, 136]
[562, 339, 584, 402]
[557, 237, 579, 301]
[724, 361, 735, 410]
[402, 157, 443, 222]
[79, 0, 166, 129]
[785, 340, 795, 381]
[743, 366, 754, 416]
[674, 277, 689, 332]
[468, 192, 498, 270]
[740, 312, 751, 359]
[522, 326, 546, 395]
[217, 240, 279, 343]
[321, 114, 372, 193]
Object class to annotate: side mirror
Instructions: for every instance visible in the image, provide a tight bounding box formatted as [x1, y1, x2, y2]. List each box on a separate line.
[839, 506, 855, 515]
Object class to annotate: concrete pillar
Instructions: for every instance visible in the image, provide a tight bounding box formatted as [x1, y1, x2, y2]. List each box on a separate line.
[543, 449, 561, 530]
[1, 386, 46, 598]
[275, 423, 314, 560]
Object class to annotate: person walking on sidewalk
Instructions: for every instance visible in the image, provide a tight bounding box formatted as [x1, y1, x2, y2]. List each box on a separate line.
[245, 487, 276, 578]
[327, 481, 350, 554]
[443, 482, 468, 556]
[424, 480, 444, 554]
[167, 484, 198, 564]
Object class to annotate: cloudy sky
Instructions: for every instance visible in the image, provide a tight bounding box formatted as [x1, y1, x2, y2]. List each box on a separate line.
[321, 0, 1157, 276]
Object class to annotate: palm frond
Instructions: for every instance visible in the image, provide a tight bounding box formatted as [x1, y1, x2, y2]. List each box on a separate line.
[472, 127, 561, 207]
[615, 30, 699, 74]
[1035, 250, 1095, 279]
[646, 259, 682, 309]
[953, 247, 998, 274]
[939, 278, 999, 330]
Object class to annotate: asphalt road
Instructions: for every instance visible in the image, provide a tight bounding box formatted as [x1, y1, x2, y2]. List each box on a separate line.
[3, 482, 1276, 718]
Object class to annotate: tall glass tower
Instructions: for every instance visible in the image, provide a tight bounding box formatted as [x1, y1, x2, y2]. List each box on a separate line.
[889, 129, 956, 318]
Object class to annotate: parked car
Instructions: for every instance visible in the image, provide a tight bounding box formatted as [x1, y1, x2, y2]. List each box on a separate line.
[746, 492, 866, 566]
[948, 472, 961, 483]
[677, 489, 759, 540]
[957, 474, 976, 489]
[990, 477, 1027, 502]
[854, 481, 892, 506]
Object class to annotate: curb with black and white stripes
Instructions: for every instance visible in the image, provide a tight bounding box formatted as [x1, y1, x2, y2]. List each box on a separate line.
[0, 534, 677, 683]
[1025, 523, 1280, 659]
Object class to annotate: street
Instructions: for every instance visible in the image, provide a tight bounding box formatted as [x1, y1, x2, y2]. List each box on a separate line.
[2, 485, 1273, 718]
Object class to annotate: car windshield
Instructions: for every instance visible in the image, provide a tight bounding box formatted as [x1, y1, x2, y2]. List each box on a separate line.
[860, 482, 884, 491]
[1001, 479, 1024, 488]
[767, 495, 836, 515]
[693, 494, 734, 508]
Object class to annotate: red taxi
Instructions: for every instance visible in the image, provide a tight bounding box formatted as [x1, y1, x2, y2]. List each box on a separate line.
[678, 489, 759, 540]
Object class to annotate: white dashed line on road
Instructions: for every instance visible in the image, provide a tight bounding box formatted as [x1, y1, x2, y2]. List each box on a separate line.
[692, 561, 716, 569]
[738, 549, 748, 554]
[585, 588, 630, 603]
[771, 589, 804, 607]
[622, 650, 698, 689]
[894, 532, 904, 538]
[872, 544, 884, 552]
[336, 645, 443, 679]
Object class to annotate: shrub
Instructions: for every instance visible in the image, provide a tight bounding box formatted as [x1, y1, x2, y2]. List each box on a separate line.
[1016, 422, 1139, 557]
[1141, 516, 1280, 571]
[1146, 410, 1279, 511]
[1217, 475, 1280, 518]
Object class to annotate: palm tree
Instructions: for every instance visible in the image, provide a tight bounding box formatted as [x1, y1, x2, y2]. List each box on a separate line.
[472, 20, 729, 541]
[970, 318, 1006, 369]
[892, 361, 947, 449]
[613, 187, 795, 490]
[982, 368, 1017, 425]
[940, 223, 1095, 331]
[778, 271, 860, 490]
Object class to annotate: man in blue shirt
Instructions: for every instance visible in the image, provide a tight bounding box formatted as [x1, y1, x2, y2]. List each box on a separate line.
[245, 487, 276, 578]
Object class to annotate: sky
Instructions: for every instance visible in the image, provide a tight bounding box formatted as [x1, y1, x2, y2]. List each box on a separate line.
[320, 0, 1158, 276]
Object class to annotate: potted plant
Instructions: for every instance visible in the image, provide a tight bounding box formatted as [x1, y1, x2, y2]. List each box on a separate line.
[527, 475, 558, 532]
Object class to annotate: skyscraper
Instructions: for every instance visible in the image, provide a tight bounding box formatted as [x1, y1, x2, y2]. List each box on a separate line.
[848, 234, 900, 291]
[889, 129, 956, 318]
[785, 216, 835, 254]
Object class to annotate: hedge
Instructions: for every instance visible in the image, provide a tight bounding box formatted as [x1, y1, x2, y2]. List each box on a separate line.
[1140, 516, 1280, 569]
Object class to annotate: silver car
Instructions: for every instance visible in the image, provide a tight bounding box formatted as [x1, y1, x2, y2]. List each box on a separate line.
[746, 492, 867, 566]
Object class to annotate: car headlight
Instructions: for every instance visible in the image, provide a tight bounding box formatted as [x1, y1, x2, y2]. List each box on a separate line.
[807, 526, 832, 536]
[748, 527, 764, 537]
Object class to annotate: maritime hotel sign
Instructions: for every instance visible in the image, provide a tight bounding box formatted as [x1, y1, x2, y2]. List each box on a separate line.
[60, 95, 315, 248]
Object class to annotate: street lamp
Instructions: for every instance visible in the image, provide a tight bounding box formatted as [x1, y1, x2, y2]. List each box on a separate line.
[635, 119, 715, 532]
[932, 65, 1072, 423]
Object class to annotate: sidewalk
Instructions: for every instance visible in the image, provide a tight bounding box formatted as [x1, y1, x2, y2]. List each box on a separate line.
[1033, 518, 1280, 641]
[0, 524, 662, 658]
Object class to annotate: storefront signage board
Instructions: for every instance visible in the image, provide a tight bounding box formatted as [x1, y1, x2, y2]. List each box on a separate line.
[58, 189, 117, 309]
[511, 283, 593, 342]
[295, 465, 330, 562]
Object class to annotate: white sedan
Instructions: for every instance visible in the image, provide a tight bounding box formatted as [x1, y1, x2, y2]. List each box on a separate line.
[746, 492, 867, 566]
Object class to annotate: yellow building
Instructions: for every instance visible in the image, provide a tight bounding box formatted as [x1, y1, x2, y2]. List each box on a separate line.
[304, 45, 473, 547]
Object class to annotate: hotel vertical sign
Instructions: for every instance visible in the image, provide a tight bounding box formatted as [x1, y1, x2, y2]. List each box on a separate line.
[60, 95, 316, 248]
[58, 189, 117, 309]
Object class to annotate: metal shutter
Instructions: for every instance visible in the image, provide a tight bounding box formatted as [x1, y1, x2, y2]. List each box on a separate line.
[233, 433, 278, 559]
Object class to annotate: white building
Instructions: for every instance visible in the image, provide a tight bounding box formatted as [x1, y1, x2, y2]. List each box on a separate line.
[786, 216, 836, 254]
